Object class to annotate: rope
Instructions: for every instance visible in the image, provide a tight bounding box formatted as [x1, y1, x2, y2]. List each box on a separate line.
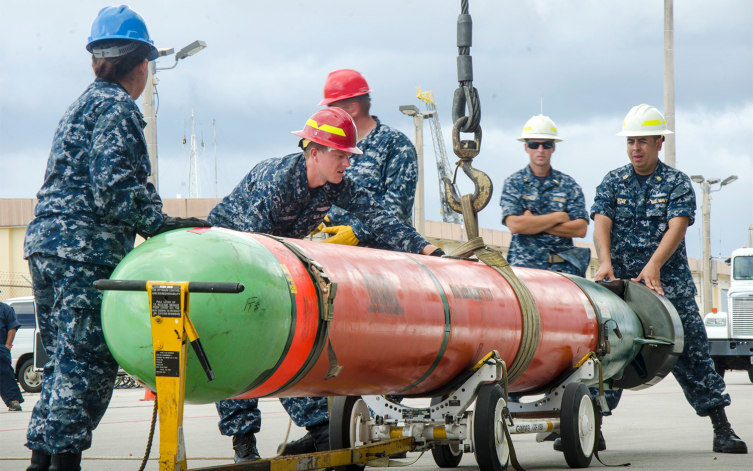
[137, 399, 158, 471]
[273, 418, 293, 458]
[450, 195, 540, 385]
[592, 358, 631, 467]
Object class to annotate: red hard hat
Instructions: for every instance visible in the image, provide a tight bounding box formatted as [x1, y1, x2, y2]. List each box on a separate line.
[319, 69, 373, 106]
[292, 108, 363, 155]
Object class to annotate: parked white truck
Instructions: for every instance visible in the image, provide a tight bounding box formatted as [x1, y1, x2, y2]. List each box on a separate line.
[704, 247, 753, 381]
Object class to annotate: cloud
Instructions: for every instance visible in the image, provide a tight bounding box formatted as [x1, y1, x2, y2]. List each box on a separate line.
[1, 0, 751, 255]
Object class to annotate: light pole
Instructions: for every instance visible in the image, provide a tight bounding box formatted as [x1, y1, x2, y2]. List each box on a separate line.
[143, 40, 207, 191]
[664, 0, 676, 168]
[690, 174, 738, 315]
[399, 105, 436, 236]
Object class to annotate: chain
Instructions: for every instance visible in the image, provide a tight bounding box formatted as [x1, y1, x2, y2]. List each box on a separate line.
[452, 0, 481, 135]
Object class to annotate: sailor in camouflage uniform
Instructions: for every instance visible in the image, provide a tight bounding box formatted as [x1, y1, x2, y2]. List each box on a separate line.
[211, 107, 441, 463]
[500, 114, 590, 277]
[315, 69, 417, 250]
[591, 104, 746, 454]
[500, 115, 615, 452]
[22, 8, 210, 471]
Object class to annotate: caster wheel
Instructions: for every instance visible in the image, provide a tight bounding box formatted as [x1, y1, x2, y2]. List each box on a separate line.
[430, 397, 463, 468]
[330, 396, 372, 471]
[472, 384, 509, 471]
[560, 382, 595, 468]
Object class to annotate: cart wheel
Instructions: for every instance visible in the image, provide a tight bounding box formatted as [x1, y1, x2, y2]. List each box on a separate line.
[560, 383, 595, 468]
[331, 396, 372, 471]
[748, 366, 753, 384]
[473, 384, 509, 471]
[430, 397, 463, 468]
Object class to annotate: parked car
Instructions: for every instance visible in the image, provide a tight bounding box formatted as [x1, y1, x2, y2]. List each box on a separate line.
[4, 296, 134, 394]
[3, 296, 44, 393]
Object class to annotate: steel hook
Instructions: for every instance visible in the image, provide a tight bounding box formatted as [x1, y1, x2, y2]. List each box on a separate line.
[442, 159, 493, 214]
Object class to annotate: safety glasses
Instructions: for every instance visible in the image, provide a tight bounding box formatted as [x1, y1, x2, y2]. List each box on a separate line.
[526, 141, 554, 150]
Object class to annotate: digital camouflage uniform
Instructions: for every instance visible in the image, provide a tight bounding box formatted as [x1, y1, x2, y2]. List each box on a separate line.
[326, 116, 418, 249]
[500, 166, 590, 276]
[23, 79, 165, 454]
[209, 152, 429, 435]
[591, 159, 730, 416]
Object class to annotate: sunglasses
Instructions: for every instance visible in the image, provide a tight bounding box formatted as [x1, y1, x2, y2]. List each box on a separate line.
[526, 141, 554, 150]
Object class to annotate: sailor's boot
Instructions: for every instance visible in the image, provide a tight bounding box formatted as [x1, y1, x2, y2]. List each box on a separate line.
[278, 421, 330, 455]
[709, 406, 747, 454]
[233, 432, 261, 463]
[26, 450, 51, 471]
[48, 452, 81, 471]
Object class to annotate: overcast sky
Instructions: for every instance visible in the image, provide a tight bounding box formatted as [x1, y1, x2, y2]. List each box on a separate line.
[1, 0, 751, 257]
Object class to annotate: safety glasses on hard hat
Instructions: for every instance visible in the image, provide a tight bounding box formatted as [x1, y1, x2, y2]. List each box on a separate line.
[526, 141, 554, 150]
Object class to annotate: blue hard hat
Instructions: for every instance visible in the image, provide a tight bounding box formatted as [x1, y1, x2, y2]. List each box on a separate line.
[87, 5, 159, 61]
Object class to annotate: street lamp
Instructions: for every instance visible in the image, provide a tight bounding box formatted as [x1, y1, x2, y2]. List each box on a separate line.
[690, 174, 737, 316]
[143, 40, 208, 191]
[400, 105, 437, 235]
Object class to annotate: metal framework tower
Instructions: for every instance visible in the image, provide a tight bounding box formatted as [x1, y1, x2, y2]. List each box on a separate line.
[416, 89, 463, 224]
[186, 109, 202, 199]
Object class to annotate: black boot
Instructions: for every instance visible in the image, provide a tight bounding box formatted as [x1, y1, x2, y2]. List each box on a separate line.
[278, 421, 330, 455]
[26, 450, 51, 471]
[232, 432, 261, 463]
[553, 432, 606, 452]
[48, 453, 81, 471]
[709, 406, 748, 454]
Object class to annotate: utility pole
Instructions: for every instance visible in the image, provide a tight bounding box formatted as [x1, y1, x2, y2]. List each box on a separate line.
[691, 175, 737, 316]
[701, 180, 712, 315]
[413, 114, 425, 236]
[143, 61, 159, 190]
[213, 119, 218, 198]
[664, 0, 676, 168]
[141, 41, 207, 192]
[400, 105, 434, 236]
[187, 110, 201, 199]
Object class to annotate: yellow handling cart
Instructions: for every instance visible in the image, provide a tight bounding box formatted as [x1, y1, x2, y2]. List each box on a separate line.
[94, 279, 414, 471]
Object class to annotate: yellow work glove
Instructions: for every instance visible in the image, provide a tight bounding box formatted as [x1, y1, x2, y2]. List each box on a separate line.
[310, 216, 331, 235]
[321, 226, 359, 246]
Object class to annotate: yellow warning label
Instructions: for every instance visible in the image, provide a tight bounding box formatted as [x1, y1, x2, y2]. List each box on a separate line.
[280, 264, 297, 294]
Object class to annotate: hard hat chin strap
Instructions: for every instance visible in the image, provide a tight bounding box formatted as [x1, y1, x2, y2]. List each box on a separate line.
[92, 42, 138, 59]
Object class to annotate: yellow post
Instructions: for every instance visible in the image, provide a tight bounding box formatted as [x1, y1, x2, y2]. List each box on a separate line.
[147, 281, 191, 471]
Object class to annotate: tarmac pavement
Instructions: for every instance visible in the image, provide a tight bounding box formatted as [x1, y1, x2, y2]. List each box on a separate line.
[1, 371, 751, 471]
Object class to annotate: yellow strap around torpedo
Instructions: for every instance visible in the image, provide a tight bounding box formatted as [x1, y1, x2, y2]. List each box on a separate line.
[449, 194, 540, 385]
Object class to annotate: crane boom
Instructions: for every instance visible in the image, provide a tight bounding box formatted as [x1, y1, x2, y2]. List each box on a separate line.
[416, 89, 463, 225]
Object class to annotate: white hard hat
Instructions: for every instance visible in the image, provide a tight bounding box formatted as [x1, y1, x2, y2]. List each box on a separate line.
[617, 104, 674, 137]
[516, 114, 562, 142]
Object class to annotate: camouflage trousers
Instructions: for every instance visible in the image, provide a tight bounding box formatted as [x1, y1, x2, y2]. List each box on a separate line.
[608, 296, 730, 416]
[217, 396, 329, 436]
[26, 254, 119, 454]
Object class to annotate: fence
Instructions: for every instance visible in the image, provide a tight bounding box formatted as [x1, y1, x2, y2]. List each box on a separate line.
[0, 272, 33, 301]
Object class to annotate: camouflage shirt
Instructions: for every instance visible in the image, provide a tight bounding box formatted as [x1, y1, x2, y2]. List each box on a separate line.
[326, 117, 418, 248]
[590, 159, 697, 299]
[500, 166, 589, 270]
[207, 153, 429, 254]
[23, 79, 164, 267]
